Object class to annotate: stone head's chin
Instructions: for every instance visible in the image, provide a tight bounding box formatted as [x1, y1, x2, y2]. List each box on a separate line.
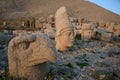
[55, 37, 74, 51]
[56, 43, 67, 51]
[67, 43, 73, 47]
[56, 42, 73, 51]
[66, 40, 74, 47]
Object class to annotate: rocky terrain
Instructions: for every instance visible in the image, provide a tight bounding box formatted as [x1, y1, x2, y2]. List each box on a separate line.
[0, 31, 120, 80]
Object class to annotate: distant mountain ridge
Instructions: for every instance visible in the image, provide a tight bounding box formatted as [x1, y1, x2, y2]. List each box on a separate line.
[0, 0, 120, 23]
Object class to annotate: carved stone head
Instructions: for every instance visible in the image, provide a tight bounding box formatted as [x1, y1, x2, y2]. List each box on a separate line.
[55, 6, 74, 51]
[8, 33, 56, 80]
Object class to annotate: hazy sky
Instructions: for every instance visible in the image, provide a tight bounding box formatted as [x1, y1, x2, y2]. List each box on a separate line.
[87, 0, 120, 15]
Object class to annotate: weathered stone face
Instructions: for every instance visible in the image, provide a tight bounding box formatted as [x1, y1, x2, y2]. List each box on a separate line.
[55, 29, 74, 51]
[55, 6, 74, 51]
[8, 33, 56, 80]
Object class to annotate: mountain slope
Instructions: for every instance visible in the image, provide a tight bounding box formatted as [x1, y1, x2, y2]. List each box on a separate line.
[0, 0, 120, 23]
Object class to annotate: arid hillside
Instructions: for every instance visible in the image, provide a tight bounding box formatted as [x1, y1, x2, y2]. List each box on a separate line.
[0, 0, 120, 23]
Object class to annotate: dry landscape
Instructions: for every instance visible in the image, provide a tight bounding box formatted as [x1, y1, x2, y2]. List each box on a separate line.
[0, 0, 120, 80]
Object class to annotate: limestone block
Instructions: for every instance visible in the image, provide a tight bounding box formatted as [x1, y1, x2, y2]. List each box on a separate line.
[8, 33, 56, 80]
[114, 25, 120, 37]
[106, 22, 110, 28]
[47, 15, 54, 24]
[35, 19, 43, 29]
[81, 30, 94, 41]
[44, 28, 56, 39]
[105, 23, 120, 37]
[100, 32, 113, 42]
[106, 22, 117, 32]
[78, 18, 84, 23]
[39, 17, 47, 23]
[96, 28, 113, 41]
[107, 25, 114, 32]
[55, 6, 74, 51]
[81, 22, 97, 30]
[114, 31, 120, 37]
[99, 22, 106, 28]
[75, 25, 82, 30]
[42, 23, 51, 29]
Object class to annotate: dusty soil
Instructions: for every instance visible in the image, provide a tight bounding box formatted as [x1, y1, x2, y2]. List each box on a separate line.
[0, 0, 120, 23]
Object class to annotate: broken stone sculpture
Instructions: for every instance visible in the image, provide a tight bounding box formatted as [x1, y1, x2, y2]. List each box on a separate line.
[8, 33, 56, 80]
[55, 6, 74, 51]
[106, 22, 120, 37]
[81, 22, 97, 41]
[95, 28, 113, 42]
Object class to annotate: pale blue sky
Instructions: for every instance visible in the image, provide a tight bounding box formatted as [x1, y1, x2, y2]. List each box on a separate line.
[87, 0, 120, 15]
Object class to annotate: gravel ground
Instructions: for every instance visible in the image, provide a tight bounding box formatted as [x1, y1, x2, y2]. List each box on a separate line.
[0, 37, 120, 80]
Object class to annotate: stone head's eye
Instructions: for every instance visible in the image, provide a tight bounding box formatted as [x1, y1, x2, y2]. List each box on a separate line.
[19, 42, 29, 50]
[67, 32, 72, 36]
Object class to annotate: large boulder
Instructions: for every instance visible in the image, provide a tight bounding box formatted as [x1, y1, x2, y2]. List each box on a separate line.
[8, 33, 57, 80]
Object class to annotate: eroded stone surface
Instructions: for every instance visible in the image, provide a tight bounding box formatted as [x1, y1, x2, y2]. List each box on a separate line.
[55, 6, 74, 51]
[80, 22, 97, 41]
[8, 33, 56, 80]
